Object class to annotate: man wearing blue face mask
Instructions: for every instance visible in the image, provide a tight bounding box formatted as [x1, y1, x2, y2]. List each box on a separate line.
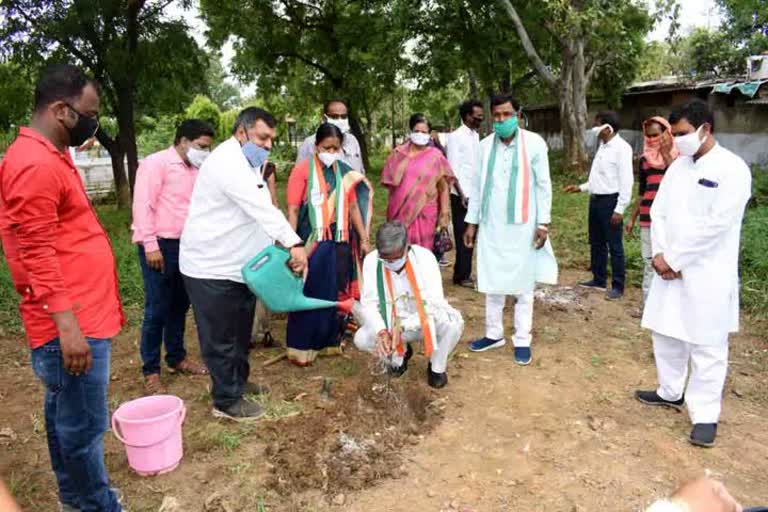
[180, 107, 307, 422]
[464, 95, 558, 366]
[565, 111, 634, 300]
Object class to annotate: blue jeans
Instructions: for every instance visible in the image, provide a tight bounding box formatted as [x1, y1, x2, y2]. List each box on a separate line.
[31, 338, 121, 512]
[588, 193, 626, 292]
[138, 239, 189, 375]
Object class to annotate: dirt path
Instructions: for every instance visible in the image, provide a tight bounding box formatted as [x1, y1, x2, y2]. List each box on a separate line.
[1, 269, 767, 511]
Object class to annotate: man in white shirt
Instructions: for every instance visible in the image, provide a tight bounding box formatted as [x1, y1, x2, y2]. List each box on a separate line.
[565, 111, 633, 300]
[296, 99, 364, 172]
[445, 99, 483, 287]
[354, 222, 464, 388]
[636, 99, 752, 448]
[181, 107, 307, 422]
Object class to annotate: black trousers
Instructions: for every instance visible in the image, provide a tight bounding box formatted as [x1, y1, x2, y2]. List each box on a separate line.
[183, 275, 256, 410]
[450, 194, 474, 283]
[588, 193, 626, 292]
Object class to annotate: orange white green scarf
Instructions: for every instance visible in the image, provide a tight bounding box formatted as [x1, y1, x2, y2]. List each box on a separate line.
[480, 131, 531, 225]
[376, 252, 435, 357]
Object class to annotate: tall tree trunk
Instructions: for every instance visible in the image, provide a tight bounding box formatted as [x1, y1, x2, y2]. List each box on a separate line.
[498, 0, 589, 171]
[95, 131, 131, 209]
[468, 70, 480, 99]
[559, 40, 589, 173]
[499, 74, 511, 94]
[349, 113, 370, 172]
[390, 93, 397, 148]
[117, 88, 139, 192]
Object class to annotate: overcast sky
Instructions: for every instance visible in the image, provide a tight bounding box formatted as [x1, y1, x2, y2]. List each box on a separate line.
[647, 0, 722, 41]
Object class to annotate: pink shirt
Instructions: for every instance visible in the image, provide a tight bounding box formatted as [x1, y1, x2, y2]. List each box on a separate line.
[131, 146, 198, 253]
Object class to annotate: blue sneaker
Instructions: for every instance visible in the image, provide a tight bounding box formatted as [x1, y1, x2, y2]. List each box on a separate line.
[514, 347, 532, 366]
[469, 337, 506, 352]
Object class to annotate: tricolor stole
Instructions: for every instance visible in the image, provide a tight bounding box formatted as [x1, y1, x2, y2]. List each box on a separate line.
[376, 253, 435, 357]
[480, 130, 531, 225]
[307, 155, 349, 242]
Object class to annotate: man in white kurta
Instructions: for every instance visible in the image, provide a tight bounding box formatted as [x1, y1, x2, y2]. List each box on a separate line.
[464, 96, 558, 365]
[354, 222, 464, 388]
[636, 99, 751, 448]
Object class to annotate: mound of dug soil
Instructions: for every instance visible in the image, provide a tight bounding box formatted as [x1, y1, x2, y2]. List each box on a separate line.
[263, 362, 443, 497]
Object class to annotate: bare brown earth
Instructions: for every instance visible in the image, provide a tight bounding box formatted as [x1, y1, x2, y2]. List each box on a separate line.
[1, 268, 767, 512]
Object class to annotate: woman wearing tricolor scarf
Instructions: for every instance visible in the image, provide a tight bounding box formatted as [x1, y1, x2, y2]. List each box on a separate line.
[381, 113, 455, 251]
[285, 123, 373, 366]
[625, 116, 679, 307]
[464, 95, 558, 366]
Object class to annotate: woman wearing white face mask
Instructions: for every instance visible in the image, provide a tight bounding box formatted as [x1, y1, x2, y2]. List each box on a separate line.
[381, 113, 456, 251]
[284, 123, 373, 366]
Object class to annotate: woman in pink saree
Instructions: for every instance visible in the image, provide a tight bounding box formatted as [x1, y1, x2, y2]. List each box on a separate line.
[381, 113, 455, 251]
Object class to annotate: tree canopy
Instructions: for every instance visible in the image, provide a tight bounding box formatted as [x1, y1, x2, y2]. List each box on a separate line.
[0, 0, 209, 207]
[200, 0, 413, 169]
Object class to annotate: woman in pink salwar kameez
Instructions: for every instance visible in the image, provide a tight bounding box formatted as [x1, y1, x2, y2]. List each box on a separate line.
[381, 113, 455, 251]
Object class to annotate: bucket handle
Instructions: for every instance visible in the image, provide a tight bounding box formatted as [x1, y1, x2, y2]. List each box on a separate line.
[111, 404, 187, 448]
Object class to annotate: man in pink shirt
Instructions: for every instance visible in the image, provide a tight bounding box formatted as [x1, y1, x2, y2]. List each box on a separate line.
[131, 119, 214, 394]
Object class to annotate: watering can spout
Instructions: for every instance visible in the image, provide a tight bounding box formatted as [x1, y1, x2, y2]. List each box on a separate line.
[242, 246, 355, 314]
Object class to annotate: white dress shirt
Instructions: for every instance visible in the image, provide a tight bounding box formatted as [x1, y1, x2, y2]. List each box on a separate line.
[180, 137, 301, 282]
[445, 123, 480, 197]
[579, 134, 634, 215]
[296, 131, 364, 173]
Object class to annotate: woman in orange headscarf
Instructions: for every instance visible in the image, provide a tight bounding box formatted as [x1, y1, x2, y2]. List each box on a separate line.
[626, 116, 679, 309]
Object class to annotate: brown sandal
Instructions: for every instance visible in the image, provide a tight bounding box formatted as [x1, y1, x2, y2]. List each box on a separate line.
[144, 374, 166, 395]
[169, 359, 209, 375]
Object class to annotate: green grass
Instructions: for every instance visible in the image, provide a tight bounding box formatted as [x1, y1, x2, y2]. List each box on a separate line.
[0, 151, 766, 338]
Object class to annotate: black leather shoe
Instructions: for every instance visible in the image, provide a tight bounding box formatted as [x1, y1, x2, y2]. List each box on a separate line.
[427, 363, 448, 389]
[388, 344, 413, 378]
[690, 423, 717, 448]
[635, 390, 685, 411]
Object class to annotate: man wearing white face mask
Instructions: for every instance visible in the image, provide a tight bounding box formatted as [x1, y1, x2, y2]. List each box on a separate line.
[355, 222, 464, 388]
[296, 98, 365, 173]
[565, 111, 633, 300]
[132, 119, 214, 394]
[636, 99, 752, 448]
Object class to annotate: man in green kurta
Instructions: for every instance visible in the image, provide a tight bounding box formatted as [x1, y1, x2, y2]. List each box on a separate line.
[464, 95, 558, 365]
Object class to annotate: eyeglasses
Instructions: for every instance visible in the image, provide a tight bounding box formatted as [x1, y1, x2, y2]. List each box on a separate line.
[65, 103, 97, 120]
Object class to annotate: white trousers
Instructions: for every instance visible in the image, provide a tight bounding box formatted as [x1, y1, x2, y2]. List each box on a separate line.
[653, 331, 729, 424]
[485, 292, 534, 347]
[640, 227, 654, 302]
[353, 312, 464, 374]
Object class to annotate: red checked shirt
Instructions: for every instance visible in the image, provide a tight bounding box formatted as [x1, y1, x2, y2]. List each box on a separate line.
[0, 128, 124, 349]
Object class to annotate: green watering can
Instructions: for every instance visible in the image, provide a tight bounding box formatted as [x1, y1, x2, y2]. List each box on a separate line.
[241, 245, 353, 314]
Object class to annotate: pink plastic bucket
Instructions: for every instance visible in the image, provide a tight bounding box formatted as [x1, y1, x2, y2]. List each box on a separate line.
[111, 395, 186, 476]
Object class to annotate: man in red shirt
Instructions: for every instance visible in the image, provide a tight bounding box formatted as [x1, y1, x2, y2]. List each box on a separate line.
[0, 64, 124, 511]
